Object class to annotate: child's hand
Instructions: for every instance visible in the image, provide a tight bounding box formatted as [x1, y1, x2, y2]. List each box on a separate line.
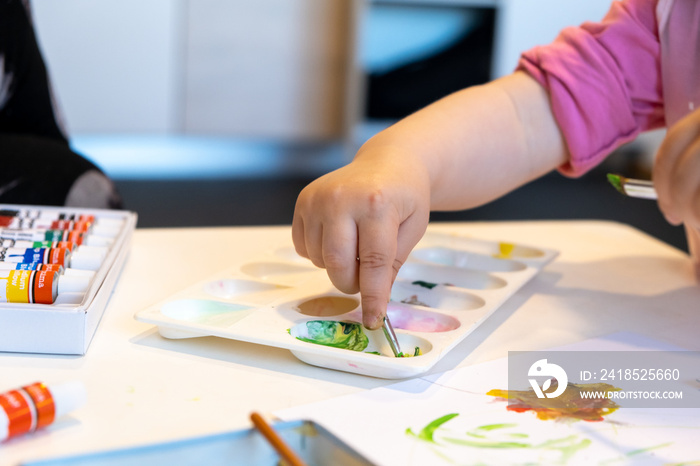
[292, 148, 431, 330]
[653, 107, 700, 229]
[292, 72, 567, 329]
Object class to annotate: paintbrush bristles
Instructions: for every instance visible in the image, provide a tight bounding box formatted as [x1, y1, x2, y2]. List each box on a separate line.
[606, 173, 657, 200]
[607, 174, 625, 194]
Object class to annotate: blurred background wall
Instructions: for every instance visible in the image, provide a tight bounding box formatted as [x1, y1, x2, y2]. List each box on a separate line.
[27, 0, 683, 250]
[31, 0, 353, 179]
[32, 0, 619, 176]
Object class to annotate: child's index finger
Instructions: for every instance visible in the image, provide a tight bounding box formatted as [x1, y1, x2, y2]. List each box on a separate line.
[357, 218, 398, 330]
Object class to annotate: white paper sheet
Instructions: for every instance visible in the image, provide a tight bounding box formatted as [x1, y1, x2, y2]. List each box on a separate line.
[275, 333, 700, 465]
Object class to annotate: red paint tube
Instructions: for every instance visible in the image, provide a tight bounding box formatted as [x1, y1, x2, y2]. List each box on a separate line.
[0, 381, 86, 441]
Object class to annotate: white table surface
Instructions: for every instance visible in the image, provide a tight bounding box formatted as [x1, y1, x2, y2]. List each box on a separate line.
[2, 220, 699, 465]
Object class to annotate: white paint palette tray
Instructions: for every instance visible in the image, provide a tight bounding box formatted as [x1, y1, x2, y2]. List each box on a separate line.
[135, 230, 557, 379]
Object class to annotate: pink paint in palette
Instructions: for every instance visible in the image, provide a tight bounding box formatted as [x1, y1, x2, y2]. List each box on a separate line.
[134, 229, 557, 378]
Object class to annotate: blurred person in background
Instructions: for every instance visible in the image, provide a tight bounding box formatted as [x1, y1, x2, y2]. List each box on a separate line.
[0, 0, 121, 208]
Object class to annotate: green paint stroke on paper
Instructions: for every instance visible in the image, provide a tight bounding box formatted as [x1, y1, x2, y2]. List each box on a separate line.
[406, 413, 592, 463]
[443, 438, 530, 449]
[406, 413, 459, 443]
[295, 321, 369, 351]
[407, 414, 591, 462]
[475, 423, 518, 431]
[536, 435, 592, 463]
[627, 442, 673, 457]
[487, 381, 621, 422]
[598, 441, 676, 465]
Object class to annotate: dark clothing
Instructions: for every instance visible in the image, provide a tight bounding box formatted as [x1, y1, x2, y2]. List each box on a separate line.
[0, 0, 122, 208]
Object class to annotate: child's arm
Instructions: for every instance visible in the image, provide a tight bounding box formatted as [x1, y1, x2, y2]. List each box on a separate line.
[292, 71, 568, 329]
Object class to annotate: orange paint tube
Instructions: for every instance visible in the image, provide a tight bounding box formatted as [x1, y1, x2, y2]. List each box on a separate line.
[0, 381, 86, 441]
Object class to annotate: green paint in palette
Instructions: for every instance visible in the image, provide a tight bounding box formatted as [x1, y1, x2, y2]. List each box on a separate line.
[294, 321, 369, 351]
[291, 320, 424, 357]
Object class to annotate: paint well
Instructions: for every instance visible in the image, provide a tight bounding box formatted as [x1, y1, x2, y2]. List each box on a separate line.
[411, 247, 527, 272]
[273, 246, 312, 264]
[379, 333, 432, 358]
[386, 302, 460, 332]
[203, 278, 288, 299]
[391, 280, 485, 311]
[160, 299, 253, 327]
[239, 261, 317, 281]
[423, 233, 546, 259]
[397, 263, 507, 290]
[296, 296, 359, 317]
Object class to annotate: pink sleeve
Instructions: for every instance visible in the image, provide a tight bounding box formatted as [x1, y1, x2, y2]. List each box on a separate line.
[517, 0, 665, 177]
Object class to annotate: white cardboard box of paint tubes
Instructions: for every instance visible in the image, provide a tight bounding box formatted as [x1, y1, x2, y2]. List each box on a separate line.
[0, 204, 137, 355]
[136, 229, 557, 379]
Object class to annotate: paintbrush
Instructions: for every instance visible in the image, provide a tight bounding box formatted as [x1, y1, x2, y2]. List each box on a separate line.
[382, 315, 403, 357]
[250, 412, 308, 466]
[607, 173, 657, 199]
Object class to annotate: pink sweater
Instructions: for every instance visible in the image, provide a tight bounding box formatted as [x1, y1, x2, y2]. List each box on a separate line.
[518, 0, 700, 177]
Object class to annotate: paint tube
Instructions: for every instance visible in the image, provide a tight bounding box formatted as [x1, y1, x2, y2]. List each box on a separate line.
[0, 262, 65, 273]
[0, 208, 122, 224]
[0, 270, 58, 304]
[0, 247, 106, 271]
[0, 229, 112, 247]
[0, 218, 121, 237]
[0, 270, 91, 304]
[1, 247, 72, 267]
[1, 239, 76, 251]
[0, 209, 95, 222]
[0, 264, 94, 303]
[0, 208, 123, 228]
[0, 218, 88, 231]
[0, 381, 86, 441]
[6, 242, 108, 271]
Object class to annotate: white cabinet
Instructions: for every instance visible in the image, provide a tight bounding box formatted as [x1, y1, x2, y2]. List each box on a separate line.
[31, 0, 612, 141]
[32, 0, 352, 140]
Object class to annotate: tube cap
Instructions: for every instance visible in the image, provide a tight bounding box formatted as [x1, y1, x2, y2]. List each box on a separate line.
[91, 224, 122, 238]
[64, 268, 96, 278]
[48, 381, 87, 419]
[69, 248, 106, 271]
[84, 235, 112, 247]
[57, 275, 92, 294]
[95, 218, 124, 229]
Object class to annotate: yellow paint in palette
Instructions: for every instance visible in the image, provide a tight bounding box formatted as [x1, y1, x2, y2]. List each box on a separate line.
[494, 242, 515, 259]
